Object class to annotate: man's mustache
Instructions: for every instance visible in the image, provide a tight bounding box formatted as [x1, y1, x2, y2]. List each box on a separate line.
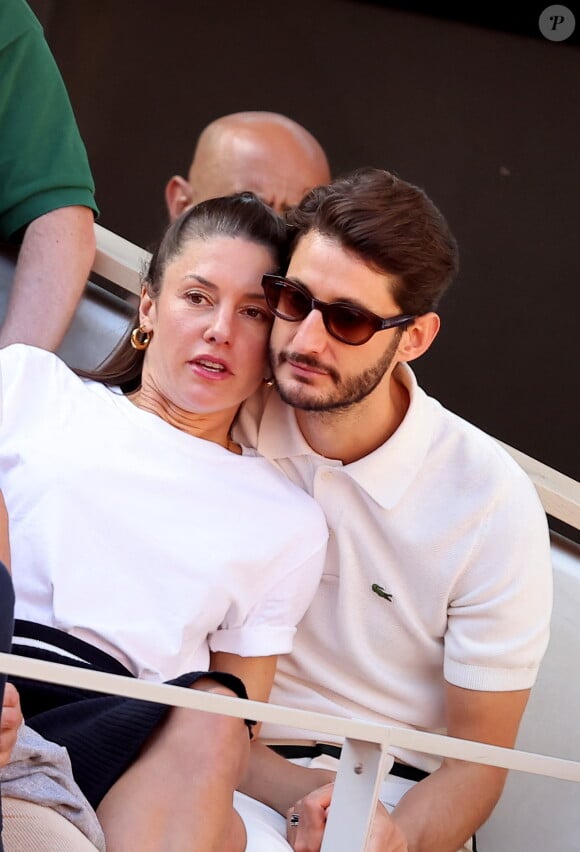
[275, 350, 340, 384]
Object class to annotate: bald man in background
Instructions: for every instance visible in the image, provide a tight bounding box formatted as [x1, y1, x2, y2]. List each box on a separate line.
[165, 111, 331, 218]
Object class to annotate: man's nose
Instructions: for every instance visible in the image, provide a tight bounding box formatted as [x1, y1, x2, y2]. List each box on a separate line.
[290, 308, 328, 353]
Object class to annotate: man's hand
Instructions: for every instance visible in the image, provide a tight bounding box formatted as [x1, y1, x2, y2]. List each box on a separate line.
[286, 782, 408, 852]
[0, 682, 22, 767]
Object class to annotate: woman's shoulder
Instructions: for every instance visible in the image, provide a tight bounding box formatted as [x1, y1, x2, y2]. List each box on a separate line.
[241, 451, 328, 536]
[1, 342, 64, 367]
[1, 343, 73, 387]
[0, 344, 92, 418]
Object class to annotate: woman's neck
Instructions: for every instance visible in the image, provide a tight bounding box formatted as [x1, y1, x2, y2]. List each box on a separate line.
[127, 387, 241, 454]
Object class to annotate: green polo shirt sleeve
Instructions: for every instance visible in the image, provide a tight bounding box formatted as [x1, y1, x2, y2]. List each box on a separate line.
[0, 0, 99, 241]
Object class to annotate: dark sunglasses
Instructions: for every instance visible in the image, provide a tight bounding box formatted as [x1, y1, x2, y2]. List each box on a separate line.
[261, 274, 416, 346]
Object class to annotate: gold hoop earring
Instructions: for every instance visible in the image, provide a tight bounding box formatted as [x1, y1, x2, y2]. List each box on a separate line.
[130, 326, 151, 351]
[263, 376, 274, 387]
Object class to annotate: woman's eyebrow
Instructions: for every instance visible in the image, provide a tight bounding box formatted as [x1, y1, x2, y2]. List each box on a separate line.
[183, 274, 216, 288]
[183, 274, 267, 302]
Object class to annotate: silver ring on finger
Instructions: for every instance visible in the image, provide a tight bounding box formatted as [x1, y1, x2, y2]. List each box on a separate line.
[289, 813, 300, 827]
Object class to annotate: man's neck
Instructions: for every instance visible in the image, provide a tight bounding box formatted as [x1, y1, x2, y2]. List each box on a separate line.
[295, 369, 410, 465]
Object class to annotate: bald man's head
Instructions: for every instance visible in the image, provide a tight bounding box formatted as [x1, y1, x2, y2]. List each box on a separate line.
[165, 111, 331, 219]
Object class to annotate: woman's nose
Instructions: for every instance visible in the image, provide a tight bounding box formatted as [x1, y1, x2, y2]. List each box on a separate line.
[203, 308, 232, 344]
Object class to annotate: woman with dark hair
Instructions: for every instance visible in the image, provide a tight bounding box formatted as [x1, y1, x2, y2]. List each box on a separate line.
[0, 193, 328, 851]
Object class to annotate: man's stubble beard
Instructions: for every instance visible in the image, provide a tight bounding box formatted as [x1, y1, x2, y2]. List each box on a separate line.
[271, 330, 402, 414]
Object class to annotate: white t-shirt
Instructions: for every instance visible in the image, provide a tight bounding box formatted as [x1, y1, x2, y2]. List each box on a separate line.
[0, 345, 328, 682]
[237, 364, 553, 770]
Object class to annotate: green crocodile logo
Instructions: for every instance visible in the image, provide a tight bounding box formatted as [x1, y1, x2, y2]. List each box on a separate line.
[371, 583, 393, 602]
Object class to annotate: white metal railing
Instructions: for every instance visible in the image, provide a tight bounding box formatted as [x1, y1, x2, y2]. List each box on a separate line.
[93, 223, 149, 296]
[1, 651, 579, 851]
[496, 440, 580, 530]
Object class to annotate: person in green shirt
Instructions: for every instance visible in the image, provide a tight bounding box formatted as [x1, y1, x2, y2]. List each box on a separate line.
[0, 0, 99, 350]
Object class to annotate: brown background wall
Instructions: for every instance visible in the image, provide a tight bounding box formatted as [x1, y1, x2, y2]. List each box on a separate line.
[29, 1, 580, 531]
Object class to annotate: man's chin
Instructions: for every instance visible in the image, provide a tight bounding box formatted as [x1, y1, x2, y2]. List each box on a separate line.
[275, 380, 344, 413]
[275, 380, 324, 411]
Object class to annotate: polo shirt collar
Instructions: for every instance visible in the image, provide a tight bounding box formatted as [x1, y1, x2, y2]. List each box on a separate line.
[346, 365, 435, 508]
[258, 363, 437, 510]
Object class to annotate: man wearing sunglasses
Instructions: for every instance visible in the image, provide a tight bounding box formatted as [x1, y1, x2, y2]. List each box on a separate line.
[235, 167, 552, 851]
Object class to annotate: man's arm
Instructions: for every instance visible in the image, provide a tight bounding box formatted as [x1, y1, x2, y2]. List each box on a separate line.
[240, 743, 410, 850]
[0, 1, 98, 350]
[278, 684, 529, 852]
[389, 683, 530, 851]
[0, 206, 96, 350]
[240, 739, 336, 815]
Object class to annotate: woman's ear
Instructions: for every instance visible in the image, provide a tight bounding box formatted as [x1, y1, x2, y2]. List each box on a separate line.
[139, 285, 155, 331]
[397, 312, 441, 363]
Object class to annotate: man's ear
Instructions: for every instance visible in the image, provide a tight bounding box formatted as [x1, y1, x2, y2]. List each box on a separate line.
[397, 312, 441, 363]
[165, 176, 193, 221]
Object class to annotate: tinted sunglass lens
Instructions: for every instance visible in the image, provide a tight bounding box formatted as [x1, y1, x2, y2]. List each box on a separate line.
[264, 280, 289, 315]
[278, 283, 311, 320]
[262, 279, 278, 310]
[328, 306, 375, 345]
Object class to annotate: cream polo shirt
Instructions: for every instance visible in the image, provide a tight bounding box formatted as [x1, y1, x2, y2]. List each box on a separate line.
[237, 364, 553, 770]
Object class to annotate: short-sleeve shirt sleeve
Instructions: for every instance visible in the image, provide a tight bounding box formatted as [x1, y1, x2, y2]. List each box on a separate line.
[0, 0, 98, 240]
